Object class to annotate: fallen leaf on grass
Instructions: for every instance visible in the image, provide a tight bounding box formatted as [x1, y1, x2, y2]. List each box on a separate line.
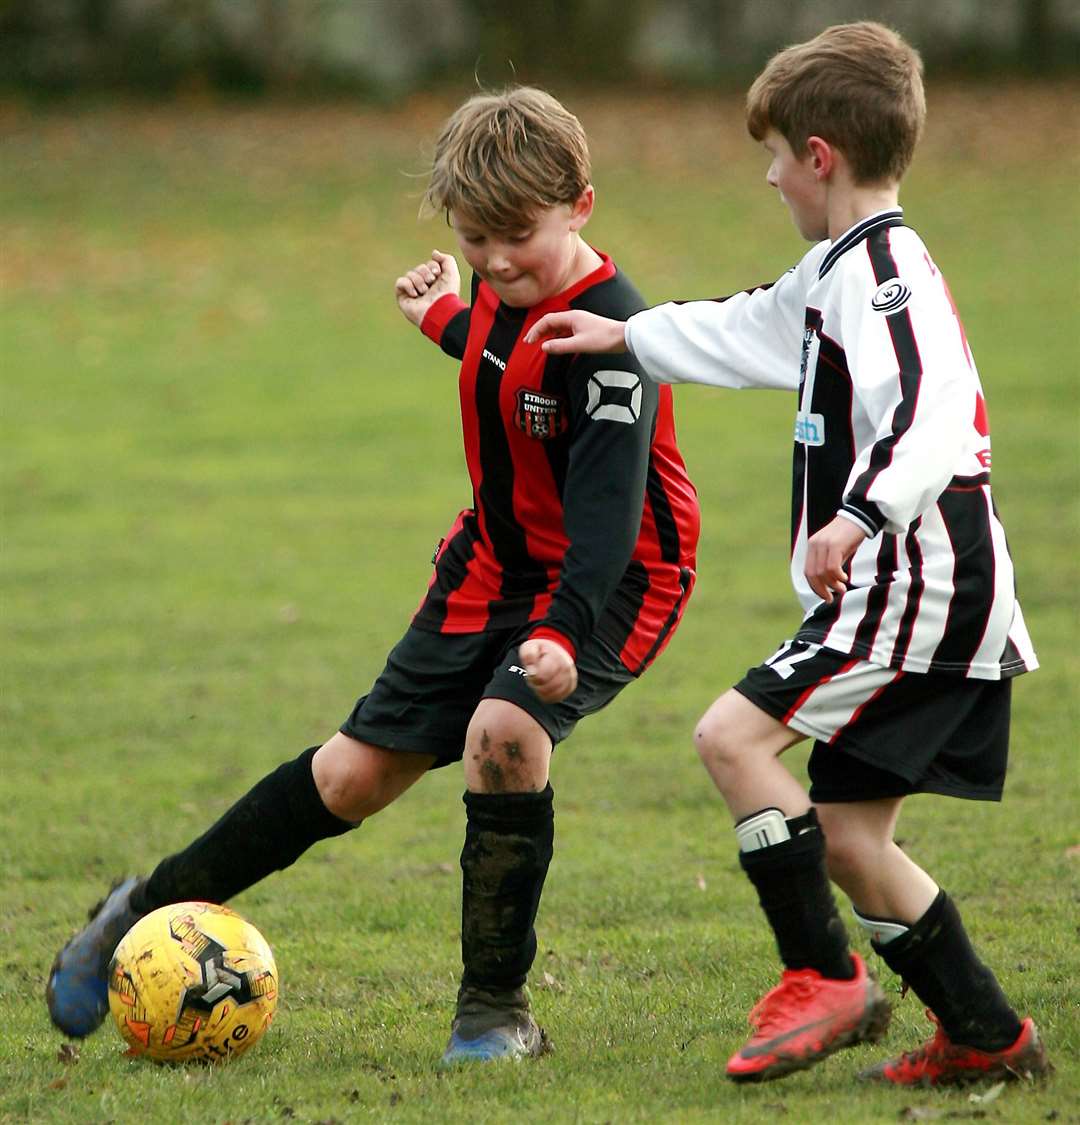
[1065, 844, 1080, 859]
[695, 873, 707, 891]
[969, 1081, 1005, 1104]
[48, 1077, 68, 1091]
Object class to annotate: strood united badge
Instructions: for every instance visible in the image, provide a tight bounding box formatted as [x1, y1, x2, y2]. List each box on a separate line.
[515, 388, 568, 440]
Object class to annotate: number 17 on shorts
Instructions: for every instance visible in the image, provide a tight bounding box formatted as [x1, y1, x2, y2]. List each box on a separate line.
[738, 640, 903, 744]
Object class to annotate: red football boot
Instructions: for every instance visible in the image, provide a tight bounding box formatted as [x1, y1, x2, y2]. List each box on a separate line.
[859, 1012, 1051, 1086]
[727, 952, 891, 1082]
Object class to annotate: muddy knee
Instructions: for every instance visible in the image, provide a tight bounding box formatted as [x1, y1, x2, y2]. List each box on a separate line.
[465, 701, 551, 794]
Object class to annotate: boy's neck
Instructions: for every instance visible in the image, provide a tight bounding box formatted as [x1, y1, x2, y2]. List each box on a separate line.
[826, 181, 900, 242]
[563, 234, 603, 291]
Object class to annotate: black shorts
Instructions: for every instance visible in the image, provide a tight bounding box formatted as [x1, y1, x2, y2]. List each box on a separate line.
[340, 624, 635, 769]
[735, 640, 1012, 803]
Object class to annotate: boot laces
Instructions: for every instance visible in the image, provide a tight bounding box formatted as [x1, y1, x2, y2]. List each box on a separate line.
[890, 1011, 953, 1077]
[749, 970, 821, 1034]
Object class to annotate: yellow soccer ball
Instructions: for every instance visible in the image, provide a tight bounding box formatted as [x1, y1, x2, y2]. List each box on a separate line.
[107, 901, 278, 1063]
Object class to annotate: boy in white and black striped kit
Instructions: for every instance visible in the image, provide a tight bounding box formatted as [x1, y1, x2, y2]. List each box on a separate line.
[527, 21, 1051, 1088]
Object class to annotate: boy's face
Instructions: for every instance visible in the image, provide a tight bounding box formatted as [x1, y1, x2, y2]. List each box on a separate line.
[450, 191, 593, 308]
[762, 129, 829, 242]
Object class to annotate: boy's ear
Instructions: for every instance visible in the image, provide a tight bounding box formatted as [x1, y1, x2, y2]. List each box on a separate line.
[805, 136, 835, 181]
[568, 185, 596, 231]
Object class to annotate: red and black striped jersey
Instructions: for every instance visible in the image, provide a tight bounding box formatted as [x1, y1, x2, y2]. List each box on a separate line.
[413, 251, 699, 675]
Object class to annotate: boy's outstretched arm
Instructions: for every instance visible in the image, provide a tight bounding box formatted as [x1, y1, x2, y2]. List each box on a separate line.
[531, 255, 817, 390]
[524, 310, 628, 354]
[395, 249, 461, 328]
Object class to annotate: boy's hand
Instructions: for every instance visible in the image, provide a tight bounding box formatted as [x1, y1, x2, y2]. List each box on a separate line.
[804, 515, 868, 603]
[518, 637, 578, 704]
[395, 249, 460, 328]
[524, 310, 628, 355]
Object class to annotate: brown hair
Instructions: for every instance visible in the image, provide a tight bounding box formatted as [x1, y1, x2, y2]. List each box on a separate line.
[746, 21, 926, 184]
[421, 86, 591, 232]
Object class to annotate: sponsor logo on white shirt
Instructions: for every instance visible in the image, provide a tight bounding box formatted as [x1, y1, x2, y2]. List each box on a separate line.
[794, 411, 825, 446]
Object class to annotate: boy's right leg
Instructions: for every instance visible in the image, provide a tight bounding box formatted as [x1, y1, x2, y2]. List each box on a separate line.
[695, 689, 890, 1082]
[47, 735, 432, 1038]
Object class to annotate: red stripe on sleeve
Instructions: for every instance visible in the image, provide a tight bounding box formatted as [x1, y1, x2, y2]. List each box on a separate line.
[525, 627, 577, 662]
[420, 294, 468, 345]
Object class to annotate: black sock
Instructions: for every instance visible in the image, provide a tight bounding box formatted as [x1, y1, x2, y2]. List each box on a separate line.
[739, 809, 854, 980]
[873, 889, 1021, 1052]
[459, 785, 554, 992]
[132, 746, 356, 912]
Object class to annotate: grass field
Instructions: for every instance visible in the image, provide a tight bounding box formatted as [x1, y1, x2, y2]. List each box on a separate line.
[2, 82, 1078, 1123]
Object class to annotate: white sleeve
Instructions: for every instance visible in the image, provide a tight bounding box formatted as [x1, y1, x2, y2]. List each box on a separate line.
[623, 244, 825, 391]
[839, 250, 982, 537]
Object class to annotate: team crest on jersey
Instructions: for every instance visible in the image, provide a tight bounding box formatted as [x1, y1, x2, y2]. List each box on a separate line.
[871, 278, 912, 314]
[515, 388, 568, 440]
[799, 326, 815, 380]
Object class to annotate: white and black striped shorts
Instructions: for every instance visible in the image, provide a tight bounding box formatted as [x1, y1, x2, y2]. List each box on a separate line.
[734, 639, 1012, 803]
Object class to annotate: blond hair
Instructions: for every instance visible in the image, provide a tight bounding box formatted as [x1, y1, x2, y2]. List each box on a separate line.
[746, 22, 926, 184]
[422, 86, 591, 232]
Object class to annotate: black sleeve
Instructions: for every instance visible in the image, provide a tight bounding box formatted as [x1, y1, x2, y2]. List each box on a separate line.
[427, 273, 479, 360]
[537, 352, 657, 653]
[438, 307, 470, 360]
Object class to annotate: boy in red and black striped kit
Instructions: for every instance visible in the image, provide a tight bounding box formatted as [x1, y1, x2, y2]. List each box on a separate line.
[47, 87, 699, 1064]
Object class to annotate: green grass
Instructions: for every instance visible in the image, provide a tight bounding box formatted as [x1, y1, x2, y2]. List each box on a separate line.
[2, 84, 1078, 1123]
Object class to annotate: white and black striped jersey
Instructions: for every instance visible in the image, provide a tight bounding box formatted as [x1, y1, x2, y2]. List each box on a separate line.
[625, 209, 1036, 680]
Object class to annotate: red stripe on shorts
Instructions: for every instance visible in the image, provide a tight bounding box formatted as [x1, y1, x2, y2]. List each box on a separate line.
[826, 668, 905, 745]
[782, 657, 861, 726]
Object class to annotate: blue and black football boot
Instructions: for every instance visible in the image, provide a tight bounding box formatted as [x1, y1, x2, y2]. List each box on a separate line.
[46, 876, 146, 1038]
[440, 983, 551, 1065]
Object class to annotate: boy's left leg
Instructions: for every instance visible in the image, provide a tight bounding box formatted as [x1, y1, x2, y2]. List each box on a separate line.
[695, 688, 891, 1083]
[803, 664, 1052, 1087]
[817, 798, 1050, 1086]
[441, 697, 555, 1065]
[441, 632, 636, 1065]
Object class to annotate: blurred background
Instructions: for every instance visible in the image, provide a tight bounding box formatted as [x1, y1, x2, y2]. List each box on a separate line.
[2, 5, 1078, 1120]
[1, 1, 1077, 775]
[2, 0, 1078, 98]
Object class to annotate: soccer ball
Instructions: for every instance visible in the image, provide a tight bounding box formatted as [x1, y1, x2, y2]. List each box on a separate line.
[107, 901, 278, 1063]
